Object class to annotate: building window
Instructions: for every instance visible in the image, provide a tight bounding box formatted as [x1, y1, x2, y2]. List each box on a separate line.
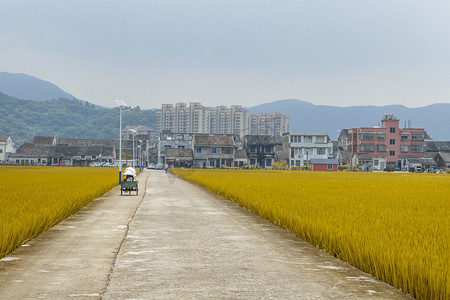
[317, 148, 326, 155]
[411, 145, 424, 152]
[327, 164, 333, 170]
[390, 139, 396, 145]
[401, 134, 408, 141]
[377, 144, 386, 152]
[211, 148, 217, 154]
[359, 133, 374, 140]
[304, 136, 312, 143]
[266, 146, 272, 153]
[374, 159, 379, 166]
[359, 144, 375, 152]
[196, 147, 201, 153]
[411, 134, 425, 141]
[316, 136, 325, 143]
[390, 151, 395, 156]
[250, 146, 256, 153]
[390, 127, 396, 133]
[250, 158, 256, 165]
[377, 133, 385, 140]
[0, 149, 2, 153]
[400, 145, 409, 153]
[266, 159, 272, 167]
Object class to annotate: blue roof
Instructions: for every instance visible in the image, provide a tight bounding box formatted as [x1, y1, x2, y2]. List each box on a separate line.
[310, 159, 338, 165]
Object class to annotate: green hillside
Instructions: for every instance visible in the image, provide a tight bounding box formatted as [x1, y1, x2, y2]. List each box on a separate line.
[0, 92, 157, 146]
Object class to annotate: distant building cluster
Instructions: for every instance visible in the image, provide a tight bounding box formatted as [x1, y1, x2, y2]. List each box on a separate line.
[2, 113, 450, 172]
[156, 102, 289, 138]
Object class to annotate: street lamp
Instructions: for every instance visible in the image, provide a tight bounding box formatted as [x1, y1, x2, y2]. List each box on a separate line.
[138, 140, 143, 169]
[115, 100, 134, 185]
[130, 128, 136, 167]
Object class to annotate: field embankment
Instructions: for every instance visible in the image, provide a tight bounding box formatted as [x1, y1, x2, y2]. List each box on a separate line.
[171, 169, 449, 300]
[0, 166, 120, 259]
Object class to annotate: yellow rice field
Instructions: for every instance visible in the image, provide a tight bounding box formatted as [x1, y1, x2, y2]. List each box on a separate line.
[0, 166, 119, 259]
[172, 169, 449, 300]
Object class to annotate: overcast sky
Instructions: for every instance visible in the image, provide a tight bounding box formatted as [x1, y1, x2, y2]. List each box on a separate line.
[1, 0, 450, 109]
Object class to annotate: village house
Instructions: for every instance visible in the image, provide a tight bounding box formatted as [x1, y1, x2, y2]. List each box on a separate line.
[33, 136, 57, 146]
[192, 135, 235, 168]
[9, 143, 115, 167]
[0, 135, 16, 163]
[310, 158, 339, 171]
[165, 148, 194, 167]
[282, 132, 333, 168]
[8, 136, 116, 166]
[243, 135, 282, 168]
[158, 132, 193, 164]
[340, 114, 429, 171]
[234, 149, 248, 168]
[424, 141, 450, 170]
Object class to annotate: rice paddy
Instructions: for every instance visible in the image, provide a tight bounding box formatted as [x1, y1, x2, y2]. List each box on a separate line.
[0, 166, 119, 259]
[171, 169, 449, 300]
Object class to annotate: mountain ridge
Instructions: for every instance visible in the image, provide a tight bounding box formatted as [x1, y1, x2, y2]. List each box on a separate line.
[0, 72, 75, 101]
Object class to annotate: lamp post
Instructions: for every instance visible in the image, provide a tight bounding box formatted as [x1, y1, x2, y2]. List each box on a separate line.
[130, 128, 136, 167]
[138, 140, 143, 169]
[115, 100, 134, 185]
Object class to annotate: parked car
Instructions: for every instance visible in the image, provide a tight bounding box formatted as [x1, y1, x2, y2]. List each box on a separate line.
[155, 163, 164, 170]
[147, 163, 156, 169]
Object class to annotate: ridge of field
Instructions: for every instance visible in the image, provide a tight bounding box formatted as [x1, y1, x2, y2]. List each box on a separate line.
[0, 166, 123, 258]
[171, 169, 449, 300]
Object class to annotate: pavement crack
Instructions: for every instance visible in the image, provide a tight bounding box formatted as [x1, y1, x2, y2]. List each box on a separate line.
[99, 170, 149, 299]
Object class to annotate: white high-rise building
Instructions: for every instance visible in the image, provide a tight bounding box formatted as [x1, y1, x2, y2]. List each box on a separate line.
[156, 102, 288, 138]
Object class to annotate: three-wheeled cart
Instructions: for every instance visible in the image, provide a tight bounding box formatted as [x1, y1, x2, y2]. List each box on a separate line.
[121, 180, 139, 195]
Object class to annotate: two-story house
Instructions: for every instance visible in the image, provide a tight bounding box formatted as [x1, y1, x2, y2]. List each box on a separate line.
[243, 135, 282, 168]
[158, 132, 193, 163]
[193, 135, 235, 168]
[282, 132, 333, 168]
[0, 135, 15, 163]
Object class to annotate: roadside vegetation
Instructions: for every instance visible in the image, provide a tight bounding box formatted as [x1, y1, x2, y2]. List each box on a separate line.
[171, 169, 449, 300]
[0, 166, 119, 259]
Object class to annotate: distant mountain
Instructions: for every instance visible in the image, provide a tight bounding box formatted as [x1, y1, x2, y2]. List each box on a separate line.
[0, 92, 156, 146]
[249, 99, 450, 141]
[0, 72, 75, 101]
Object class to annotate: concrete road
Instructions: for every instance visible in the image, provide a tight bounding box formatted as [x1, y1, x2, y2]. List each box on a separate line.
[0, 170, 412, 299]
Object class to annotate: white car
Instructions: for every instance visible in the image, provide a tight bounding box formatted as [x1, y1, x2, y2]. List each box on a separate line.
[147, 163, 156, 169]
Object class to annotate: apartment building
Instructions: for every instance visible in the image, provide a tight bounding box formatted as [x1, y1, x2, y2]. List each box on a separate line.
[282, 132, 333, 168]
[156, 103, 288, 138]
[340, 114, 427, 170]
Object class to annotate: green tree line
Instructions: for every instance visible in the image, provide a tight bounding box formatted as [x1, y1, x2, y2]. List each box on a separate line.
[0, 92, 157, 146]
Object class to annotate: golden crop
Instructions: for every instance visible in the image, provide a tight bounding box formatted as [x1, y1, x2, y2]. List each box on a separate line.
[0, 166, 120, 259]
[172, 169, 449, 300]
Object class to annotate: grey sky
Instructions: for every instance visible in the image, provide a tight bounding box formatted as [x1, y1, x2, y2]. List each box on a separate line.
[1, 0, 449, 109]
